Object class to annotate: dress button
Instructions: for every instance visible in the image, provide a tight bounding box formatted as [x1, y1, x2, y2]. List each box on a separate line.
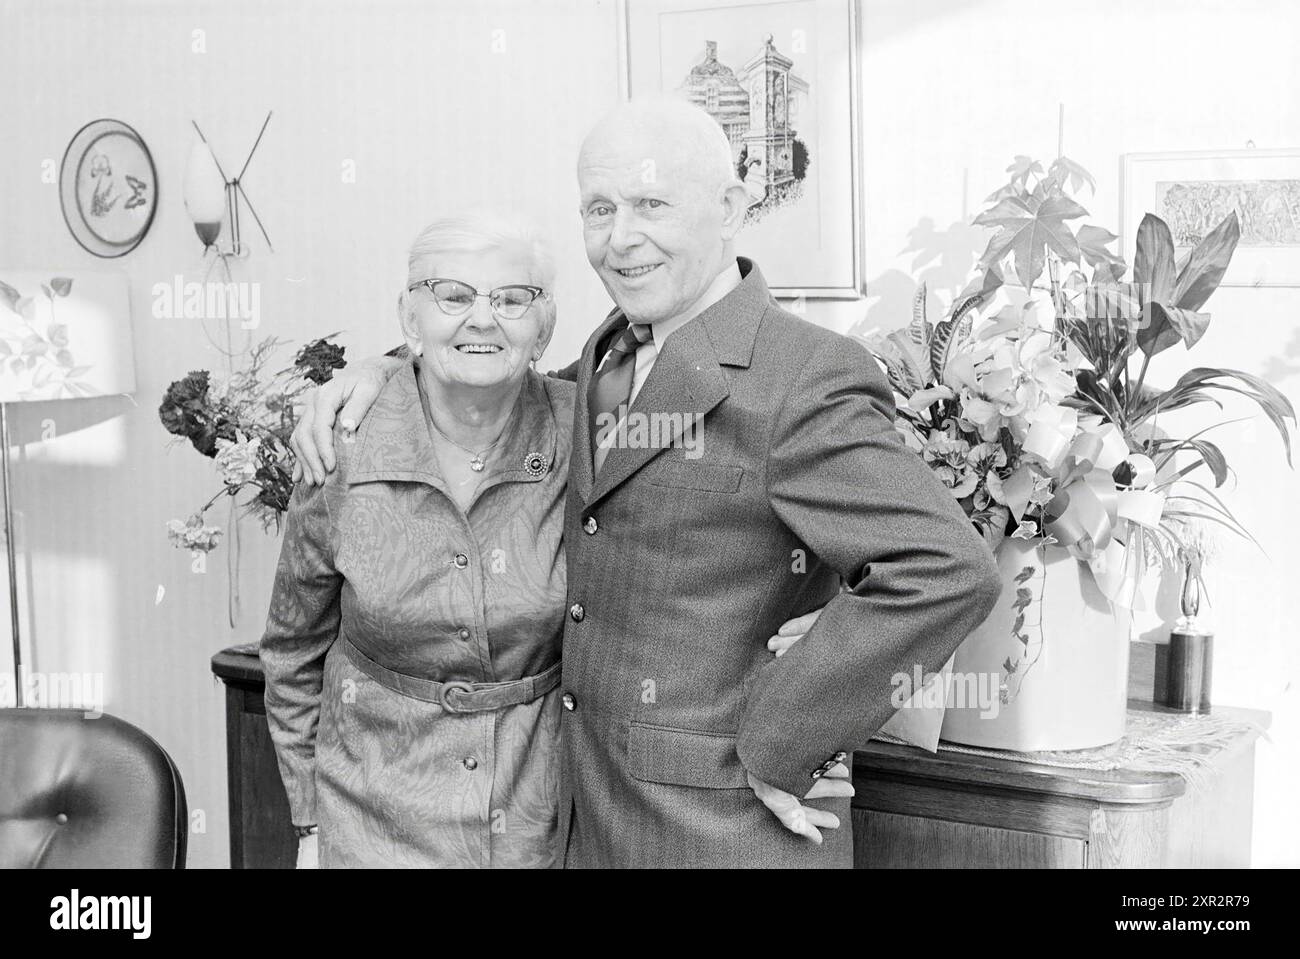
[569, 602, 585, 622]
[561, 692, 576, 711]
[457, 627, 471, 641]
[463, 757, 478, 771]
[453, 552, 469, 569]
[583, 516, 598, 535]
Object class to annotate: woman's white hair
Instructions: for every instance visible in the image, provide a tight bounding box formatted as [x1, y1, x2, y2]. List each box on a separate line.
[399, 210, 558, 337]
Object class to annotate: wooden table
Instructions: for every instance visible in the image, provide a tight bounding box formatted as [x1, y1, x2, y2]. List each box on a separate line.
[850, 701, 1269, 868]
[213, 645, 1267, 869]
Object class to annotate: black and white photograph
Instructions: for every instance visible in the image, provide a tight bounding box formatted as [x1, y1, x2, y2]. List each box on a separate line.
[0, 0, 1297, 933]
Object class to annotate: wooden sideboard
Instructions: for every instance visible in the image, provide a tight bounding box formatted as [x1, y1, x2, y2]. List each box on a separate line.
[850, 700, 1267, 868]
[212, 646, 296, 869]
[213, 644, 1267, 869]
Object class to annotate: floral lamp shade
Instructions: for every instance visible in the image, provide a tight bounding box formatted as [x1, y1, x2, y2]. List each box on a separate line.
[0, 272, 135, 403]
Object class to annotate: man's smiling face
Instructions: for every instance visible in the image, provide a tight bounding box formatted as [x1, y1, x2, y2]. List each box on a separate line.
[577, 108, 738, 327]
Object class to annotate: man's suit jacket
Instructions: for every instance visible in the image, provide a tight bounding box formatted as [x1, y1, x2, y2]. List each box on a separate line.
[557, 258, 1002, 868]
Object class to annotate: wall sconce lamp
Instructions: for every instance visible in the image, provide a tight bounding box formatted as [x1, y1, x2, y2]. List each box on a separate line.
[183, 112, 274, 259]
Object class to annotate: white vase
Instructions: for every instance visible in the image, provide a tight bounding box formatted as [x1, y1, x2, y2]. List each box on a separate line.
[938, 538, 1132, 751]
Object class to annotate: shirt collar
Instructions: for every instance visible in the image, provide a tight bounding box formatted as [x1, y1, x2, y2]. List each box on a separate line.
[347, 363, 559, 487]
[648, 260, 743, 352]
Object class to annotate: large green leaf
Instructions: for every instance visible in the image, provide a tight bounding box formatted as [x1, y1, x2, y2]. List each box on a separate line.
[1133, 214, 1176, 303]
[1136, 301, 1210, 357]
[1171, 212, 1240, 311]
[886, 329, 928, 393]
[930, 292, 984, 382]
[907, 282, 932, 372]
[1144, 367, 1296, 465]
[975, 194, 1087, 290]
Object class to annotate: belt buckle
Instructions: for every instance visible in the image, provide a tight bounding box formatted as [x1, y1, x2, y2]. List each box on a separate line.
[438, 680, 474, 713]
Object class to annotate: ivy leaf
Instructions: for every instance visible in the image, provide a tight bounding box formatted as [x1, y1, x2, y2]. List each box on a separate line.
[50, 277, 74, 297]
[974, 194, 1087, 290]
[1013, 566, 1035, 584]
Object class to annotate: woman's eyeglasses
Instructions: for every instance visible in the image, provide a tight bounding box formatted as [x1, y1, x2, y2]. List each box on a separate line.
[408, 278, 549, 321]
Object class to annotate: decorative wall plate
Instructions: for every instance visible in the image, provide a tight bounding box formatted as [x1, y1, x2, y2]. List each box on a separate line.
[59, 119, 158, 258]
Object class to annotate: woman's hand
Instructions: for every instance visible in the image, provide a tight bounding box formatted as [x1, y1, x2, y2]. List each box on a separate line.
[291, 355, 406, 485]
[296, 833, 319, 869]
[767, 606, 823, 658]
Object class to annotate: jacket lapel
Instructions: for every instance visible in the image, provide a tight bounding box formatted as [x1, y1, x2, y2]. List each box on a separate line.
[579, 257, 773, 508]
[585, 317, 730, 506]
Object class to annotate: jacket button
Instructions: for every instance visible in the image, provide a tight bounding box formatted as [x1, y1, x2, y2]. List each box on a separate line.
[457, 627, 471, 641]
[561, 692, 576, 711]
[453, 553, 469, 569]
[583, 516, 598, 535]
[570, 602, 585, 622]
[463, 757, 478, 771]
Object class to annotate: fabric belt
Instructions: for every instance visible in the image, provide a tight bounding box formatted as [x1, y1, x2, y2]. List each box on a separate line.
[340, 636, 561, 713]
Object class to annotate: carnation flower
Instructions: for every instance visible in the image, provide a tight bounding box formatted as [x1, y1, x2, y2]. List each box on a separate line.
[158, 371, 211, 439]
[166, 516, 223, 552]
[215, 433, 261, 487]
[295, 339, 347, 385]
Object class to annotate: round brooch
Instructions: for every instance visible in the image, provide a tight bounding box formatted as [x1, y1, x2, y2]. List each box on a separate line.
[522, 452, 549, 477]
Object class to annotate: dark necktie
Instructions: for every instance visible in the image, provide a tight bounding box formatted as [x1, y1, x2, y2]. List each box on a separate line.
[588, 321, 652, 473]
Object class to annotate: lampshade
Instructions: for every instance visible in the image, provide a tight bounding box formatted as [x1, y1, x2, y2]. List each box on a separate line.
[183, 140, 226, 247]
[0, 272, 135, 403]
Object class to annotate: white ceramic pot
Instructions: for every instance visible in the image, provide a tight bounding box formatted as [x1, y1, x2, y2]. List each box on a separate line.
[938, 538, 1132, 751]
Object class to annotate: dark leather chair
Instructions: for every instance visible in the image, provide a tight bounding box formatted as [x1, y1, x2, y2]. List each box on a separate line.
[0, 708, 187, 868]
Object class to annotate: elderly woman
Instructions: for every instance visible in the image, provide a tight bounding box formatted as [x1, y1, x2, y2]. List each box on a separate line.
[260, 213, 572, 868]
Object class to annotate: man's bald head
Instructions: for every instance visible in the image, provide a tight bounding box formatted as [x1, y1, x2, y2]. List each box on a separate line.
[579, 97, 739, 196]
[576, 96, 749, 326]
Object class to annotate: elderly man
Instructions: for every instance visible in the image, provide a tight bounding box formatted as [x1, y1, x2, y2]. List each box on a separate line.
[292, 98, 1002, 868]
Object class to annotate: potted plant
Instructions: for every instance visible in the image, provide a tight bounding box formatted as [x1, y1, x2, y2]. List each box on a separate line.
[863, 155, 1294, 750]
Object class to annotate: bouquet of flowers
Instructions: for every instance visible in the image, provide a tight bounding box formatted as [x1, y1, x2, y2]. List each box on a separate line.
[159, 335, 345, 551]
[863, 154, 1295, 693]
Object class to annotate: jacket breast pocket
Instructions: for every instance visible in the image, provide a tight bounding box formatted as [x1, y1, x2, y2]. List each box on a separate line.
[627, 722, 749, 789]
[647, 461, 743, 494]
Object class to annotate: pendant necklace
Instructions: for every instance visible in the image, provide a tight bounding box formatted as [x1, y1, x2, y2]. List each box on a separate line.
[428, 416, 508, 472]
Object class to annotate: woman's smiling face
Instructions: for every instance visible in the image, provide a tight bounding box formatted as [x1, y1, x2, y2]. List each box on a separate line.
[403, 244, 550, 392]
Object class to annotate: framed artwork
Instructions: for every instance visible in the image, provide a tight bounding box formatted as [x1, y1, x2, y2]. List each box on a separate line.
[1122, 149, 1300, 288]
[59, 119, 158, 258]
[620, 0, 863, 298]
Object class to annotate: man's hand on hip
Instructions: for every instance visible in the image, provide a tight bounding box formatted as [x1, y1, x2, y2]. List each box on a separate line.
[291, 355, 405, 485]
[747, 761, 854, 844]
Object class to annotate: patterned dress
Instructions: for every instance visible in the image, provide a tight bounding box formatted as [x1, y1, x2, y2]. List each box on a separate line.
[261, 364, 573, 868]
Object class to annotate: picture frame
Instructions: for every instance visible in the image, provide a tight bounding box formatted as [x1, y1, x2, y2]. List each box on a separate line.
[619, 0, 863, 299]
[1121, 149, 1300, 288]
